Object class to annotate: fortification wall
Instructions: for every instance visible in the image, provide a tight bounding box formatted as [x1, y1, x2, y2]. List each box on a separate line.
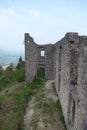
[54, 36, 70, 129]
[24, 32, 87, 130]
[75, 37, 87, 130]
[54, 33, 87, 130]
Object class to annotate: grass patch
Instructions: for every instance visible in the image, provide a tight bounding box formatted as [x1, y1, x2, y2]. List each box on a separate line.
[26, 80, 66, 130]
[30, 114, 39, 130]
[55, 100, 67, 128]
[52, 82, 58, 96]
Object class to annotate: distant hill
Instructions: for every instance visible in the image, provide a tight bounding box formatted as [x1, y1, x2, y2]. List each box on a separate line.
[0, 50, 24, 67]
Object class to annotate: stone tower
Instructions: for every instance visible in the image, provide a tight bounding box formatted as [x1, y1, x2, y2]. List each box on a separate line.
[24, 33, 54, 82]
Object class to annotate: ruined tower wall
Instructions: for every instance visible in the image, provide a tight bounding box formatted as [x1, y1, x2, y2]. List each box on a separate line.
[25, 32, 87, 130]
[25, 33, 38, 82]
[25, 34, 54, 81]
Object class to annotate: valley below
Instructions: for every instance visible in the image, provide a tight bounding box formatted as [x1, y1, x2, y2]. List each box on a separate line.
[0, 51, 24, 68]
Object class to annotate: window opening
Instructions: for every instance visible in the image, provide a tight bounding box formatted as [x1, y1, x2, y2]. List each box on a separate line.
[40, 50, 45, 57]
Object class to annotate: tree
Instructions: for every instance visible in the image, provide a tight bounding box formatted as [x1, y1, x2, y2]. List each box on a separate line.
[16, 56, 25, 69]
[4, 63, 14, 83]
[0, 65, 4, 75]
[14, 56, 25, 82]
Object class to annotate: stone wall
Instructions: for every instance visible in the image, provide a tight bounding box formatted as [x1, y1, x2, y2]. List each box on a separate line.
[24, 33, 54, 81]
[24, 32, 87, 130]
[25, 33, 38, 82]
[45, 44, 54, 79]
[54, 36, 70, 129]
[76, 37, 87, 130]
[54, 33, 87, 130]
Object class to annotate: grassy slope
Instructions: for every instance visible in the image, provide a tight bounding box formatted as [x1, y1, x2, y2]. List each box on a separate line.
[0, 79, 44, 130]
[0, 79, 66, 130]
[0, 82, 25, 130]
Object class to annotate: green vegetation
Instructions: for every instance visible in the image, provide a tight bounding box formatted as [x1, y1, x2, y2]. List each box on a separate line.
[0, 56, 45, 130]
[0, 82, 25, 130]
[0, 77, 44, 130]
[37, 68, 45, 79]
[14, 56, 25, 82]
[0, 57, 66, 130]
[0, 56, 25, 91]
[0, 56, 25, 130]
[24, 80, 66, 130]
[56, 100, 66, 125]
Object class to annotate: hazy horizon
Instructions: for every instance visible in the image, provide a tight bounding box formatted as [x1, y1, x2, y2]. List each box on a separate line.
[0, 48, 24, 54]
[0, 51, 24, 67]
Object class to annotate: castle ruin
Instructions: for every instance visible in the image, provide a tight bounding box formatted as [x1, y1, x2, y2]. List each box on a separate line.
[24, 32, 87, 130]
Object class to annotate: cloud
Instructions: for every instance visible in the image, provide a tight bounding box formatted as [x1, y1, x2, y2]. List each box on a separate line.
[0, 7, 24, 29]
[0, 8, 14, 15]
[0, 7, 25, 52]
[0, 8, 14, 29]
[28, 9, 40, 17]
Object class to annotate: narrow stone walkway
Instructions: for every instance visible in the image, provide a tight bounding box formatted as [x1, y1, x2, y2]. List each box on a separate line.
[23, 80, 66, 130]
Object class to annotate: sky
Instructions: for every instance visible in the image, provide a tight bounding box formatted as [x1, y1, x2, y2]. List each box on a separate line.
[0, 0, 87, 53]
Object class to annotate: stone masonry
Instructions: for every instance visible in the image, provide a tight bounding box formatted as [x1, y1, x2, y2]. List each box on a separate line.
[24, 32, 87, 130]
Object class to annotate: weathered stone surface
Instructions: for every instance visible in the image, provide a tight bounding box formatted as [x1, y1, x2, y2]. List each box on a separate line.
[24, 32, 87, 130]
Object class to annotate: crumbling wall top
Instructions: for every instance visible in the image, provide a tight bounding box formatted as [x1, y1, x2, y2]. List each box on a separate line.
[65, 32, 79, 42]
[25, 33, 34, 43]
[65, 32, 78, 37]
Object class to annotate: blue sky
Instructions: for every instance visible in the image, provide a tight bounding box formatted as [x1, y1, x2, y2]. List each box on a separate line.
[0, 0, 87, 53]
